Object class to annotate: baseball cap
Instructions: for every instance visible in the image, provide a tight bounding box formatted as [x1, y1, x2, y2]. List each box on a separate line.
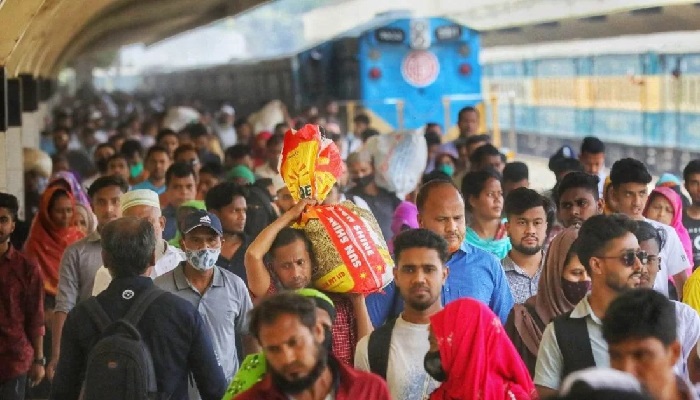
[182, 210, 223, 236]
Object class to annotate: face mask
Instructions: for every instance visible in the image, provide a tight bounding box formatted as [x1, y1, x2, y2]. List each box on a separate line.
[561, 278, 591, 304]
[437, 164, 455, 177]
[96, 158, 110, 173]
[130, 162, 144, 178]
[185, 248, 221, 271]
[423, 351, 447, 382]
[353, 174, 374, 188]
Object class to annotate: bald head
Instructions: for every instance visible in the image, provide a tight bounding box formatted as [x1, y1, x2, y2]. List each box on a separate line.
[416, 179, 462, 212]
[101, 217, 156, 278]
[416, 180, 465, 253]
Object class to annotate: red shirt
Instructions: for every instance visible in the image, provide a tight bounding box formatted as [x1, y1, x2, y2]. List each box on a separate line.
[0, 244, 45, 381]
[236, 356, 391, 400]
[260, 284, 358, 365]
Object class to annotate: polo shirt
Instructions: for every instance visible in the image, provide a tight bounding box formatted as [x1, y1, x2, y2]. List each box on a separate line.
[155, 264, 253, 382]
[50, 276, 226, 400]
[55, 231, 103, 314]
[502, 252, 544, 304]
[132, 179, 166, 195]
[215, 234, 250, 285]
[444, 241, 514, 323]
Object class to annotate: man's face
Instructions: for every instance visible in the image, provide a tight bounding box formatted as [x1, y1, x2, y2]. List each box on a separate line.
[213, 196, 247, 234]
[589, 232, 643, 292]
[0, 207, 16, 244]
[197, 173, 220, 199]
[107, 159, 130, 182]
[182, 226, 222, 252]
[419, 185, 466, 254]
[91, 186, 123, 228]
[123, 205, 165, 240]
[614, 183, 649, 220]
[146, 151, 171, 181]
[268, 142, 284, 168]
[53, 130, 70, 152]
[166, 175, 196, 208]
[259, 313, 325, 394]
[158, 135, 179, 158]
[558, 188, 601, 228]
[175, 150, 201, 175]
[347, 161, 373, 181]
[580, 152, 605, 176]
[458, 111, 479, 136]
[685, 173, 700, 206]
[94, 147, 115, 172]
[394, 247, 447, 312]
[481, 155, 505, 174]
[637, 239, 661, 289]
[503, 179, 529, 198]
[506, 206, 547, 256]
[276, 188, 296, 214]
[271, 239, 312, 290]
[609, 337, 680, 400]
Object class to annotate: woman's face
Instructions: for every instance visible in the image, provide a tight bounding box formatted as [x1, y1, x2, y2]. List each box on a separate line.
[646, 195, 674, 226]
[561, 253, 590, 283]
[471, 178, 503, 220]
[49, 194, 73, 228]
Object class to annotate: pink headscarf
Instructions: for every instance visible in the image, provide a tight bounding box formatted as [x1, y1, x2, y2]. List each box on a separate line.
[389, 201, 419, 253]
[644, 186, 693, 265]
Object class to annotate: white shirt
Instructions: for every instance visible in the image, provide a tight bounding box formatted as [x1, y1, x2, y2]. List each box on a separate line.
[254, 163, 278, 180]
[646, 218, 691, 296]
[91, 241, 185, 295]
[215, 124, 237, 149]
[354, 316, 439, 400]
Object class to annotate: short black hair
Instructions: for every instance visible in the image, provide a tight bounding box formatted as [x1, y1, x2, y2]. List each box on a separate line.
[610, 158, 652, 187]
[461, 168, 502, 211]
[0, 193, 19, 221]
[416, 179, 459, 212]
[156, 128, 177, 143]
[469, 143, 501, 167]
[634, 220, 666, 252]
[199, 162, 223, 178]
[266, 133, 284, 149]
[683, 160, 700, 182]
[174, 144, 197, 160]
[184, 123, 209, 139]
[249, 293, 317, 341]
[502, 162, 528, 183]
[603, 288, 677, 347]
[270, 227, 314, 261]
[458, 106, 479, 120]
[463, 134, 490, 148]
[504, 187, 551, 218]
[577, 214, 638, 275]
[101, 217, 156, 278]
[107, 153, 128, 165]
[145, 145, 170, 161]
[424, 131, 442, 147]
[226, 144, 252, 160]
[552, 158, 585, 177]
[353, 113, 370, 125]
[557, 172, 600, 202]
[165, 162, 196, 187]
[87, 175, 129, 198]
[95, 143, 116, 154]
[120, 139, 143, 158]
[580, 136, 605, 155]
[362, 128, 380, 143]
[205, 182, 246, 211]
[393, 228, 450, 264]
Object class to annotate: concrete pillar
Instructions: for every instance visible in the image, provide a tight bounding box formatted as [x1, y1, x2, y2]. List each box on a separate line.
[21, 110, 41, 148]
[0, 131, 7, 193]
[5, 126, 24, 218]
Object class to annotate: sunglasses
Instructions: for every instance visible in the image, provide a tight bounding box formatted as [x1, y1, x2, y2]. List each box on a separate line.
[597, 249, 648, 267]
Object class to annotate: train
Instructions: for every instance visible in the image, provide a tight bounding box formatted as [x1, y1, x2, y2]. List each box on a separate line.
[481, 31, 700, 174]
[144, 17, 483, 133]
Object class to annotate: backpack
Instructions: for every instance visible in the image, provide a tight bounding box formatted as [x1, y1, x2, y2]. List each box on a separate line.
[367, 317, 398, 379]
[81, 286, 165, 400]
[552, 310, 596, 379]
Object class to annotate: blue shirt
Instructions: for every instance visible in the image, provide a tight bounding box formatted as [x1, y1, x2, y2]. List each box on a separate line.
[163, 204, 177, 241]
[444, 241, 514, 323]
[132, 179, 166, 195]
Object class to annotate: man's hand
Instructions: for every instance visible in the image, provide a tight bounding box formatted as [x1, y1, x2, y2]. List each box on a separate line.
[29, 364, 45, 386]
[283, 198, 316, 223]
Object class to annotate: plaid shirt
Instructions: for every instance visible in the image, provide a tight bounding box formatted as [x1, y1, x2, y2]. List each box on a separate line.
[263, 284, 357, 365]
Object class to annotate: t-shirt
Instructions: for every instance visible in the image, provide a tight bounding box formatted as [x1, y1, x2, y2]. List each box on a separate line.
[646, 218, 691, 296]
[683, 211, 700, 270]
[354, 316, 440, 400]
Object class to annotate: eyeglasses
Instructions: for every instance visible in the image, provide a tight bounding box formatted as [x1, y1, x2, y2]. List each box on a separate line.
[596, 249, 648, 267]
[645, 255, 661, 269]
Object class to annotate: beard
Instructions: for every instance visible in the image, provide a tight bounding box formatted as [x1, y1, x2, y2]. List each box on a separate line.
[512, 242, 543, 256]
[404, 285, 439, 312]
[606, 272, 639, 293]
[268, 343, 328, 395]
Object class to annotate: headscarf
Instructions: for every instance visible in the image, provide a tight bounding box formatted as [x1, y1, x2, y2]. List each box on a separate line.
[465, 218, 511, 260]
[227, 165, 256, 184]
[512, 228, 580, 358]
[24, 186, 85, 296]
[168, 200, 207, 249]
[429, 298, 536, 400]
[74, 203, 97, 235]
[389, 201, 419, 252]
[49, 171, 91, 210]
[644, 186, 693, 264]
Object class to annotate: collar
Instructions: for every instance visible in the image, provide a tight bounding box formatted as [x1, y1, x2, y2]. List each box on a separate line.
[502, 252, 545, 273]
[2, 243, 16, 260]
[173, 263, 224, 291]
[570, 295, 603, 325]
[86, 230, 101, 242]
[455, 240, 473, 255]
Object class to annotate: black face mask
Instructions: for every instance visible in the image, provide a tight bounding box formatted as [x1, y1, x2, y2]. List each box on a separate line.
[561, 278, 591, 304]
[95, 158, 109, 174]
[423, 351, 447, 382]
[353, 174, 374, 189]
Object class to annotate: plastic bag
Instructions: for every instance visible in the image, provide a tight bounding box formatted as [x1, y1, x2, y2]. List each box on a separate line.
[364, 131, 428, 199]
[280, 125, 394, 293]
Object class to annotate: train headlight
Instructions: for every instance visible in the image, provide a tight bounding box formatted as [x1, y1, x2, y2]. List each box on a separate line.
[369, 67, 382, 80]
[459, 63, 472, 76]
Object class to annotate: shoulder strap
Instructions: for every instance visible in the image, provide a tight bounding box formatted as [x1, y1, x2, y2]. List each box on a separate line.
[553, 311, 596, 379]
[367, 317, 398, 380]
[123, 285, 166, 326]
[84, 297, 112, 333]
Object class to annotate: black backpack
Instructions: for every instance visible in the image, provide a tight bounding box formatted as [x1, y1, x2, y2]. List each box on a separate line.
[82, 286, 165, 400]
[367, 317, 398, 379]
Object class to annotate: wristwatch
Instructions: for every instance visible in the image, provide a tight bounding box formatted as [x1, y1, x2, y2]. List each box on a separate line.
[33, 357, 46, 366]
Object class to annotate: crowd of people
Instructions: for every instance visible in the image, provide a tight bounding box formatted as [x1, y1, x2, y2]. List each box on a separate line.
[4, 90, 700, 400]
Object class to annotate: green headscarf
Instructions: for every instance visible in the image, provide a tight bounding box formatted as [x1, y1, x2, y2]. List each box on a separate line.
[227, 165, 256, 184]
[168, 200, 207, 249]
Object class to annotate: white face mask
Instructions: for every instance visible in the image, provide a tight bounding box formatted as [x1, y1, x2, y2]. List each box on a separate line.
[184, 248, 221, 271]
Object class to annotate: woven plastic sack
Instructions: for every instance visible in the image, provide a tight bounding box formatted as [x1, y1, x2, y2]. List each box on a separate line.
[365, 131, 428, 199]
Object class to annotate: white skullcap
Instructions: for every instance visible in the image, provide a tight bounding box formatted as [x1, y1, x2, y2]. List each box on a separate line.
[221, 105, 235, 115]
[120, 189, 161, 212]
